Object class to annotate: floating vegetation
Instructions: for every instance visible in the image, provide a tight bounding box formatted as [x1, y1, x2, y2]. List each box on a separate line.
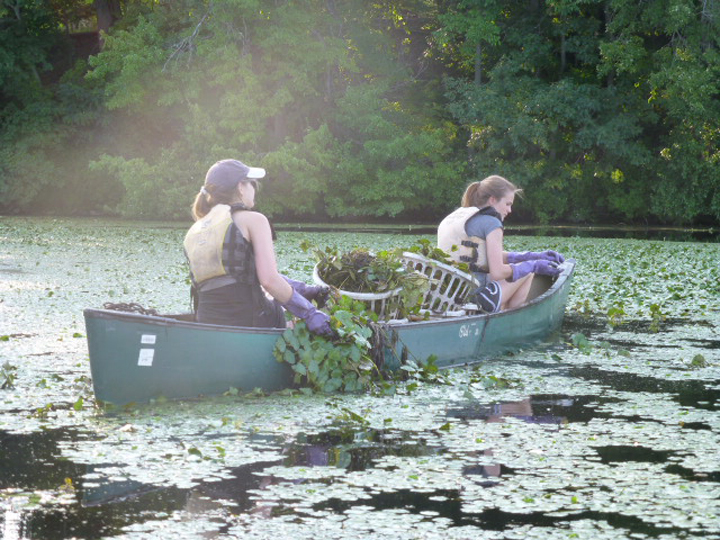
[1, 362, 17, 389]
[274, 296, 381, 394]
[0, 217, 718, 539]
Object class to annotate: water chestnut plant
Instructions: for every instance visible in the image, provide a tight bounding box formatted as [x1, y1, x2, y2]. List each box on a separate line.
[274, 296, 380, 394]
[303, 242, 430, 318]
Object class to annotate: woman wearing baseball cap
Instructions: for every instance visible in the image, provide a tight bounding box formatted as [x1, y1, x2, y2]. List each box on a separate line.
[184, 159, 331, 335]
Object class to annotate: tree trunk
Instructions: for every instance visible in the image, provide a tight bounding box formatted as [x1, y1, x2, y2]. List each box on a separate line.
[474, 42, 482, 86]
[95, 0, 122, 38]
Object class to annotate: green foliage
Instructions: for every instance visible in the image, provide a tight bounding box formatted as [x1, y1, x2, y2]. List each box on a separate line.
[607, 305, 626, 328]
[274, 294, 445, 395]
[434, 0, 503, 83]
[689, 354, 709, 369]
[314, 246, 407, 293]
[0, 2, 63, 106]
[309, 243, 429, 318]
[260, 125, 338, 216]
[90, 150, 198, 218]
[648, 303, 665, 333]
[328, 82, 466, 218]
[87, 15, 166, 110]
[1, 0, 720, 225]
[570, 332, 593, 354]
[273, 296, 380, 394]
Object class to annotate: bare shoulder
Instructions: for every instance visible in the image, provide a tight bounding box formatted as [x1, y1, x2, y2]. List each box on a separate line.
[232, 210, 270, 240]
[232, 210, 268, 226]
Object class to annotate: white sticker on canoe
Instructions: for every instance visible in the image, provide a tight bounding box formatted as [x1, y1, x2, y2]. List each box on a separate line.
[141, 334, 157, 345]
[138, 348, 155, 367]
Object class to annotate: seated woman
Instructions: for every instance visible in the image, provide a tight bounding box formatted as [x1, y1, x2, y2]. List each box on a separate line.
[438, 175, 564, 313]
[184, 159, 331, 334]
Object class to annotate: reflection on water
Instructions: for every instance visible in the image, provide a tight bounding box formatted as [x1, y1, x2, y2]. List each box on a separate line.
[283, 428, 441, 472]
[447, 395, 591, 424]
[595, 445, 677, 465]
[0, 427, 280, 539]
[0, 395, 576, 538]
[2, 383, 718, 539]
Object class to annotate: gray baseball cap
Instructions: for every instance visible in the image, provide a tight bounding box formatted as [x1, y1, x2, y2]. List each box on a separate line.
[204, 159, 266, 190]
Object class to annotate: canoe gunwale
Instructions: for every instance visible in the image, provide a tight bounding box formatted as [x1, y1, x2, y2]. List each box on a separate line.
[82, 308, 286, 335]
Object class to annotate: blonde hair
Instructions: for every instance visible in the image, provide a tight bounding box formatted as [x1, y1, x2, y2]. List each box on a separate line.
[461, 175, 522, 208]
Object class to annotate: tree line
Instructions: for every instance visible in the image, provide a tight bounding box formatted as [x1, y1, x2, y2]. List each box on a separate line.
[1, 0, 718, 225]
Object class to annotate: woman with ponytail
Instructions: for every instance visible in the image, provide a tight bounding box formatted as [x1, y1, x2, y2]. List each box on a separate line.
[184, 159, 331, 335]
[438, 175, 564, 313]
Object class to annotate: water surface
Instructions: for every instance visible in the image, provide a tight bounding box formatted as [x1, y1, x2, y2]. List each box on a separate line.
[1, 217, 718, 539]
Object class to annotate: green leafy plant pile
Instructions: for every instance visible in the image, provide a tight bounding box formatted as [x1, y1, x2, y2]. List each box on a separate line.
[305, 243, 429, 318]
[314, 245, 408, 293]
[274, 296, 381, 393]
[274, 295, 443, 394]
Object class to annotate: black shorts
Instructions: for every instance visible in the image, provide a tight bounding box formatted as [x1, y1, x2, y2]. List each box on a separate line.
[472, 281, 502, 313]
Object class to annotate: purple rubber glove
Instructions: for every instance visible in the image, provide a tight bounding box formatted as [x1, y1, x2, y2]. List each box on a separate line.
[282, 290, 333, 336]
[282, 275, 330, 308]
[507, 250, 565, 264]
[509, 260, 562, 282]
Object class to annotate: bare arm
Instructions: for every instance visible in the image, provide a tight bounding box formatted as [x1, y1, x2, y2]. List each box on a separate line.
[486, 228, 513, 282]
[234, 211, 293, 304]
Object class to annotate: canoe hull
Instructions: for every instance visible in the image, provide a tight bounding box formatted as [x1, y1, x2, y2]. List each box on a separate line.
[85, 315, 294, 405]
[85, 260, 575, 405]
[385, 263, 572, 369]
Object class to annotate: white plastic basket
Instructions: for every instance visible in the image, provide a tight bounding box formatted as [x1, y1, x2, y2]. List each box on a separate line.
[400, 252, 479, 313]
[313, 265, 403, 320]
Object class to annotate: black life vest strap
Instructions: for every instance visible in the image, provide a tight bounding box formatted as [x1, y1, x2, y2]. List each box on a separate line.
[229, 203, 278, 324]
[477, 205, 503, 222]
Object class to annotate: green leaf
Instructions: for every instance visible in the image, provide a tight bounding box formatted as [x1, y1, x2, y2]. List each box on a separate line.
[308, 359, 319, 375]
[293, 363, 307, 376]
[324, 378, 342, 393]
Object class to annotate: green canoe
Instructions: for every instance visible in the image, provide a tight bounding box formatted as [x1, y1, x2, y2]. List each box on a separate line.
[84, 260, 575, 405]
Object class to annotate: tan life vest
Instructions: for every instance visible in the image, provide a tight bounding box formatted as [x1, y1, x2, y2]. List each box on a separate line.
[437, 207, 490, 273]
[183, 204, 235, 285]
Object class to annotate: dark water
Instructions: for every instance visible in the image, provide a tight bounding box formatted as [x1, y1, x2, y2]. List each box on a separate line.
[3, 369, 717, 539]
[1, 427, 273, 538]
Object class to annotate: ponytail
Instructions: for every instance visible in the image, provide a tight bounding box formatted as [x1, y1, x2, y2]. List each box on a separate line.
[191, 191, 213, 220]
[461, 175, 522, 208]
[190, 182, 242, 221]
